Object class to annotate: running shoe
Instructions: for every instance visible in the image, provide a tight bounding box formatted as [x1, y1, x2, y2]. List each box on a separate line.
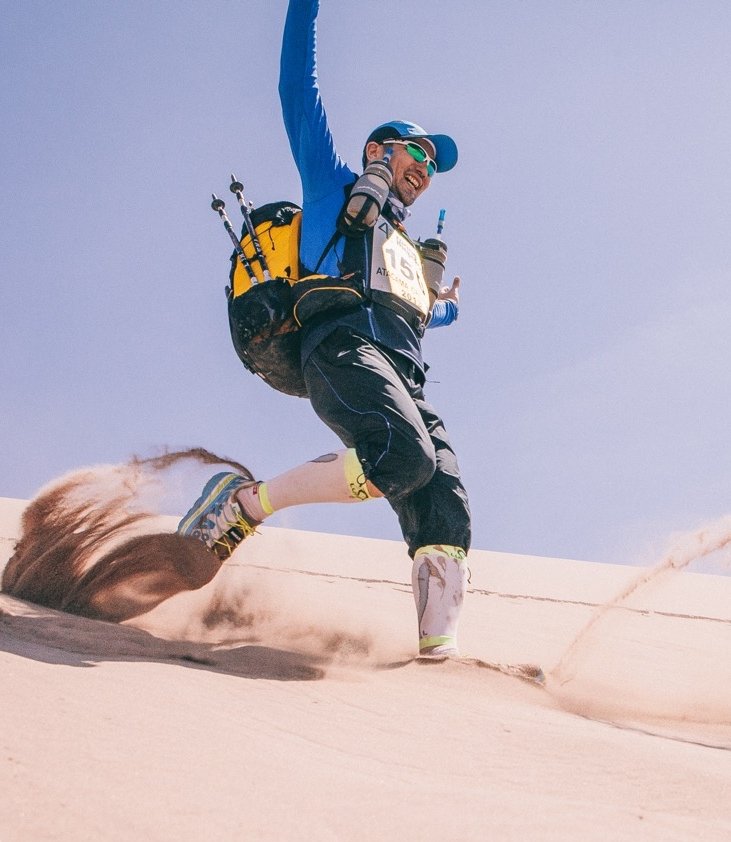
[177, 472, 258, 560]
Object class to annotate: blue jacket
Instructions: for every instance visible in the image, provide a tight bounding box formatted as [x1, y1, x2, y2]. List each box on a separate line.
[278, 0, 456, 369]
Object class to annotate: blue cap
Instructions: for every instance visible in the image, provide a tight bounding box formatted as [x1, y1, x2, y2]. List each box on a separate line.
[364, 120, 458, 173]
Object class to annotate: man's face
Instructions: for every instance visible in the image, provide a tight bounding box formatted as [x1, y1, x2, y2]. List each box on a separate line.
[368, 139, 435, 207]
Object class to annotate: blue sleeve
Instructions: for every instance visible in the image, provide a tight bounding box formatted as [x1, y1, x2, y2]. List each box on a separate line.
[279, 0, 355, 274]
[427, 299, 459, 329]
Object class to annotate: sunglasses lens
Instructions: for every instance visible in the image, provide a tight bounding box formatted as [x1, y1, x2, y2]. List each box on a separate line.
[406, 142, 426, 162]
[405, 143, 436, 176]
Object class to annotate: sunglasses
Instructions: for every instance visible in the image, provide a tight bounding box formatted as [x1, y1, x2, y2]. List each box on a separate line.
[385, 139, 437, 177]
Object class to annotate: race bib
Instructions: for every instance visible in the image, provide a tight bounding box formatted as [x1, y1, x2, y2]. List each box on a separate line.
[370, 221, 430, 319]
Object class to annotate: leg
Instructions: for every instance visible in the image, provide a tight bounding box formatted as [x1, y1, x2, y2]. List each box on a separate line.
[304, 329, 472, 655]
[382, 370, 471, 655]
[239, 448, 382, 520]
[177, 447, 382, 558]
[389, 388, 471, 556]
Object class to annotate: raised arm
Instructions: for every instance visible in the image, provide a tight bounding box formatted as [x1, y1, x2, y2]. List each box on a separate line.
[278, 0, 352, 201]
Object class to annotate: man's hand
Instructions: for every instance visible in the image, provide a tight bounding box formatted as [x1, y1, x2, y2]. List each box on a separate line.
[438, 276, 461, 305]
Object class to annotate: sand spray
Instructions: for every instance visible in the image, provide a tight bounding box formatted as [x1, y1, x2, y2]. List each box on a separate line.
[549, 516, 731, 738]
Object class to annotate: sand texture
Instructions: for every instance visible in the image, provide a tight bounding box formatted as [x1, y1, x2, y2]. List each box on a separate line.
[1, 487, 730, 841]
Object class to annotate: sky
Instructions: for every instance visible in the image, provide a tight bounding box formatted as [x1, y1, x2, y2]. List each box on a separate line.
[2, 0, 731, 570]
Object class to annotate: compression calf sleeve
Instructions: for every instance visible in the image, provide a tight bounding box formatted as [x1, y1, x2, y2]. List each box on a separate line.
[237, 448, 379, 522]
[412, 545, 468, 655]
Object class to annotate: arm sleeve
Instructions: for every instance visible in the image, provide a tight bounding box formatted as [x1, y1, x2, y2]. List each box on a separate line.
[427, 299, 459, 329]
[278, 0, 353, 201]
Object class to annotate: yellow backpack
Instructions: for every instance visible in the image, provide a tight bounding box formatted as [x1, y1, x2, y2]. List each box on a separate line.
[223, 200, 309, 397]
[223, 195, 366, 398]
[228, 201, 302, 295]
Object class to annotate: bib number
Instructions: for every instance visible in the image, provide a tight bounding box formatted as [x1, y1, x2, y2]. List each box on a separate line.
[371, 222, 430, 318]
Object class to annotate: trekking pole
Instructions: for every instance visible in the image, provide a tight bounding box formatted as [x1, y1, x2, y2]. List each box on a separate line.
[210, 194, 258, 285]
[229, 174, 272, 281]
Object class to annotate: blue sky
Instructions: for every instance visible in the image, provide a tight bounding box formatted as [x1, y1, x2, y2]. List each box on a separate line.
[2, 0, 731, 569]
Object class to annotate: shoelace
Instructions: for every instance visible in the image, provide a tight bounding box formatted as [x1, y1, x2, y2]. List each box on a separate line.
[212, 510, 258, 558]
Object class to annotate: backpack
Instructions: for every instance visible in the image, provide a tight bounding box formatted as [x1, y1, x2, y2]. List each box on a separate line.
[226, 201, 309, 398]
[224, 198, 367, 399]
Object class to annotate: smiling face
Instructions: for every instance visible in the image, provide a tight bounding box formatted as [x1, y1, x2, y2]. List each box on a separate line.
[364, 138, 436, 207]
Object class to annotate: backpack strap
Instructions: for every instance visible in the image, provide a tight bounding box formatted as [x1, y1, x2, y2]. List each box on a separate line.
[313, 228, 343, 274]
[311, 180, 357, 275]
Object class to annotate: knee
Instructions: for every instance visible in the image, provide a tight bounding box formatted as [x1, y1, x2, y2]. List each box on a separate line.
[402, 446, 437, 495]
[369, 433, 436, 499]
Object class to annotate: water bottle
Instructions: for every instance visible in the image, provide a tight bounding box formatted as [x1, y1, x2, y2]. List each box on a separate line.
[338, 154, 393, 237]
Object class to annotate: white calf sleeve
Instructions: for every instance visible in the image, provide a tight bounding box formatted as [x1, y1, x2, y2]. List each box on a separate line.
[412, 545, 468, 655]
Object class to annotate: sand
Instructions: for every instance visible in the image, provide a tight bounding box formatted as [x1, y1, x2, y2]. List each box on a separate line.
[1, 493, 730, 841]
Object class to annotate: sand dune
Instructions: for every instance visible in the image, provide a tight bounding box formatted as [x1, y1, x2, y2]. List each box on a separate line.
[1, 492, 730, 841]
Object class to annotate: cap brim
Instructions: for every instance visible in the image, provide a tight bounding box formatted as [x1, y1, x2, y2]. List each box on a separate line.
[416, 133, 458, 173]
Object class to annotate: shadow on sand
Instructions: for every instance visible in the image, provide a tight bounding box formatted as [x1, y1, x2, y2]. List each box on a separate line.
[0, 596, 326, 682]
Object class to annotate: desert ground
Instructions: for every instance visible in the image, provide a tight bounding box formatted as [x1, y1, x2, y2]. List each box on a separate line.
[1, 492, 729, 841]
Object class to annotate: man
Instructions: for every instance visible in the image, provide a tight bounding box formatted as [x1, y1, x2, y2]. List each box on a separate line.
[179, 0, 471, 657]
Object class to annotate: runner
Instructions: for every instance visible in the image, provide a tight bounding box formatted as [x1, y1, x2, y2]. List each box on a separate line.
[180, 0, 471, 657]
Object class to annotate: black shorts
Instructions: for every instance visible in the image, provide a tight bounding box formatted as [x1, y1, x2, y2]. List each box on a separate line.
[302, 328, 471, 556]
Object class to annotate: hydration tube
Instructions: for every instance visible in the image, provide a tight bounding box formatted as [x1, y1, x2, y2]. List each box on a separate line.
[436, 208, 446, 241]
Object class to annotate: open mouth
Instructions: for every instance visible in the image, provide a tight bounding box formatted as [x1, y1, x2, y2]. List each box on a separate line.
[404, 173, 422, 191]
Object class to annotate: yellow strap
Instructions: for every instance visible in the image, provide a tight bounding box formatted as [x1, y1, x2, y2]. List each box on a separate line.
[419, 635, 456, 651]
[414, 545, 466, 562]
[343, 448, 373, 501]
[257, 481, 274, 516]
